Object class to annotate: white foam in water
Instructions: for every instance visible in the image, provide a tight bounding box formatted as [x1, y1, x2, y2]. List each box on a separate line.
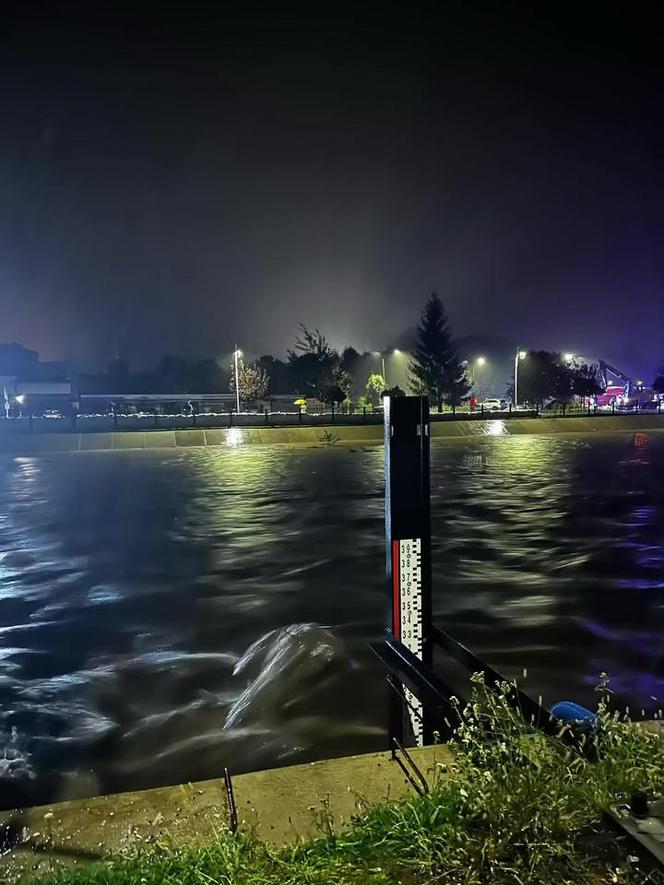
[0, 726, 35, 781]
[225, 623, 348, 728]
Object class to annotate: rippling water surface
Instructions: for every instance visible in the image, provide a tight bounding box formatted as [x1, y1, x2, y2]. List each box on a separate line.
[0, 433, 663, 806]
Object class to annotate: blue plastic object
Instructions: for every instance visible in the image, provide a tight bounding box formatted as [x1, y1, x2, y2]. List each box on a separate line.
[550, 701, 597, 727]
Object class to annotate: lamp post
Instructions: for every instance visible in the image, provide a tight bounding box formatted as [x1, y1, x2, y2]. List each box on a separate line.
[514, 349, 526, 408]
[233, 345, 242, 414]
[374, 351, 396, 388]
[475, 356, 486, 400]
[389, 350, 403, 389]
[374, 349, 404, 392]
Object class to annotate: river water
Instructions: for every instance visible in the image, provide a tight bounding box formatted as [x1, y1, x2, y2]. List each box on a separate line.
[0, 432, 663, 807]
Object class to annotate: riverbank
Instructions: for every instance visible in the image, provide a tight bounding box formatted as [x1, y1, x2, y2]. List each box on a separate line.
[0, 414, 663, 453]
[3, 681, 663, 884]
[0, 746, 446, 883]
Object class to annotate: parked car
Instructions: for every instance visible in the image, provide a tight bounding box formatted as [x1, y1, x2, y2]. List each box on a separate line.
[479, 398, 503, 412]
[617, 397, 660, 413]
[42, 409, 62, 418]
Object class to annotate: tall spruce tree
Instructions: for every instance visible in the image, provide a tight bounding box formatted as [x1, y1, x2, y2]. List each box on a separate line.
[408, 292, 470, 410]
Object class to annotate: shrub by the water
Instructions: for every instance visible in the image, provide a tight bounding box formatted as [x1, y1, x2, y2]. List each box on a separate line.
[38, 675, 664, 884]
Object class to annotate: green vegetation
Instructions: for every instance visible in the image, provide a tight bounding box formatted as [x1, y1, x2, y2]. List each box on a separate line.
[38, 676, 664, 885]
[229, 359, 270, 403]
[408, 292, 471, 411]
[287, 326, 351, 404]
[319, 429, 340, 447]
[508, 350, 603, 405]
[365, 372, 385, 406]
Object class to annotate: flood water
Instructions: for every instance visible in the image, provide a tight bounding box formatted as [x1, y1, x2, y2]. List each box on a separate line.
[1, 432, 663, 807]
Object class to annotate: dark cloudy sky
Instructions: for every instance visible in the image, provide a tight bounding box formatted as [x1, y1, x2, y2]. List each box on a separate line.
[1, 1, 662, 374]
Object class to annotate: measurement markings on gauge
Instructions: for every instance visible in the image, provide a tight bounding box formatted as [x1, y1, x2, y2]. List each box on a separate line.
[392, 537, 424, 744]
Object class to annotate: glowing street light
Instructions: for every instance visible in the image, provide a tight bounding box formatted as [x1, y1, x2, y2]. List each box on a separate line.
[15, 395, 25, 405]
[563, 352, 575, 362]
[373, 351, 387, 386]
[373, 348, 406, 390]
[233, 345, 242, 414]
[514, 349, 527, 408]
[474, 356, 487, 398]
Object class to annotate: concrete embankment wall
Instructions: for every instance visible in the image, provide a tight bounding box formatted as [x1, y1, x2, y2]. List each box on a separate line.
[0, 746, 448, 882]
[0, 415, 663, 454]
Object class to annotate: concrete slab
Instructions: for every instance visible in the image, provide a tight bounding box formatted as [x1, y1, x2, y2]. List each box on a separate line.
[111, 432, 146, 450]
[202, 428, 226, 447]
[144, 430, 176, 449]
[175, 429, 206, 447]
[79, 433, 113, 451]
[1, 414, 662, 455]
[0, 746, 450, 883]
[0, 433, 79, 453]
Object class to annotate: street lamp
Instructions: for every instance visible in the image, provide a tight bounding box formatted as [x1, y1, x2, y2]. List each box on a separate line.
[563, 353, 575, 363]
[15, 395, 25, 405]
[514, 349, 527, 408]
[475, 357, 486, 399]
[233, 345, 242, 414]
[373, 349, 405, 390]
[372, 351, 387, 386]
[389, 350, 404, 388]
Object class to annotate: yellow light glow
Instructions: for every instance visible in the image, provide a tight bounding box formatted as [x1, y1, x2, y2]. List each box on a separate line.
[476, 356, 486, 366]
[393, 349, 401, 355]
[518, 350, 527, 360]
[486, 419, 506, 436]
[226, 427, 244, 447]
[563, 353, 575, 362]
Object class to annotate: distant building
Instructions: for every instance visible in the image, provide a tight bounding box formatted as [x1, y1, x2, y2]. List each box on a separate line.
[0, 343, 72, 415]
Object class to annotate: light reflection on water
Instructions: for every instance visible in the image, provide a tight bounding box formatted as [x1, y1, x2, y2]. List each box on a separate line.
[0, 433, 662, 807]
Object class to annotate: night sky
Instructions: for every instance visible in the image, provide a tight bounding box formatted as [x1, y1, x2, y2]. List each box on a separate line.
[1, 2, 662, 375]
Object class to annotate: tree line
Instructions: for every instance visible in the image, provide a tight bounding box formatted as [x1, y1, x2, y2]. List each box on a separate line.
[253, 291, 472, 410]
[93, 292, 473, 409]
[509, 351, 604, 406]
[92, 292, 662, 407]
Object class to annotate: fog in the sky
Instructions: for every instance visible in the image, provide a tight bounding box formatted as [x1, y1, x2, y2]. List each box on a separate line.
[0, 2, 661, 377]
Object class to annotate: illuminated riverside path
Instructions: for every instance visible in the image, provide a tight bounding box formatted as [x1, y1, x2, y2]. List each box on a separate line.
[0, 431, 662, 807]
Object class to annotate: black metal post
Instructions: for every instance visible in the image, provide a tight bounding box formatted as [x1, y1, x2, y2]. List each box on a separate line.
[384, 396, 433, 747]
[229, 408, 234, 428]
[298, 406, 302, 425]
